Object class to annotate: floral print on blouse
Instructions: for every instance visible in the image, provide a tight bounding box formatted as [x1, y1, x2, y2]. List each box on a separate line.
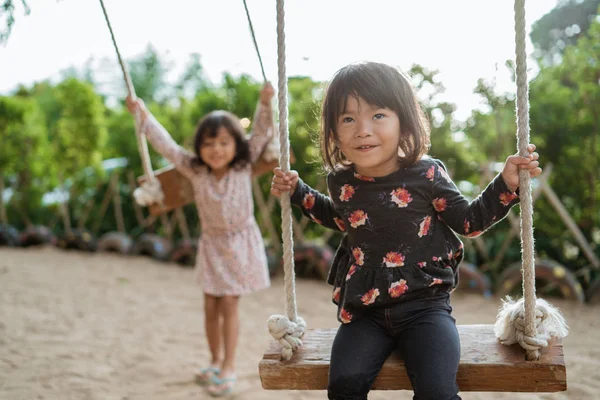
[290, 157, 520, 324]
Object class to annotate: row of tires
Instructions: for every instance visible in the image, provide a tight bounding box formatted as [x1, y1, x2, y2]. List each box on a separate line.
[0, 224, 197, 267]
[2, 224, 598, 303]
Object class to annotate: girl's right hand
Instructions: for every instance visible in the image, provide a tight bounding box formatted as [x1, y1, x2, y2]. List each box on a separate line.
[271, 167, 299, 197]
[125, 95, 147, 117]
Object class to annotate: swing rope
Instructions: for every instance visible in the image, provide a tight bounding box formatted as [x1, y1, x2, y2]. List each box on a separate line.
[242, 0, 281, 165]
[98, 0, 164, 207]
[493, 0, 568, 361]
[266, 0, 306, 361]
[242, 0, 267, 83]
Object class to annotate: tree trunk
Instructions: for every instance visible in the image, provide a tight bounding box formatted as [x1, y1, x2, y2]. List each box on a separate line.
[590, 107, 598, 215]
[59, 173, 72, 236]
[174, 208, 190, 241]
[113, 174, 126, 234]
[0, 174, 7, 225]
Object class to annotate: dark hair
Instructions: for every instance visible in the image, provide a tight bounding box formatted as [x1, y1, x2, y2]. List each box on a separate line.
[320, 62, 430, 171]
[191, 110, 250, 170]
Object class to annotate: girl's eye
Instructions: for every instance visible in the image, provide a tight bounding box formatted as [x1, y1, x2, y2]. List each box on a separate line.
[373, 113, 385, 120]
[342, 117, 354, 123]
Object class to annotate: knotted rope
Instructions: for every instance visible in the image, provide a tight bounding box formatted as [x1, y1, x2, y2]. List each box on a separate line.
[266, 0, 305, 360]
[98, 0, 164, 207]
[494, 0, 568, 360]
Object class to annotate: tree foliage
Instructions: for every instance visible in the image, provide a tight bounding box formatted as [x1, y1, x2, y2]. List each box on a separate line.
[530, 0, 600, 65]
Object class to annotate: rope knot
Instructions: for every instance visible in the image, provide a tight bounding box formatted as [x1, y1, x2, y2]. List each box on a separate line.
[267, 314, 306, 360]
[133, 179, 164, 207]
[494, 296, 569, 359]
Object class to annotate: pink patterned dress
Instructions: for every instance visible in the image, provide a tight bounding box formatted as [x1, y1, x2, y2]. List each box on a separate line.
[143, 102, 272, 296]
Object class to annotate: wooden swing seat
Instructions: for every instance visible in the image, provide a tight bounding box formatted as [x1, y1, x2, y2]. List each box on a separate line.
[138, 165, 194, 216]
[259, 324, 566, 392]
[137, 152, 294, 216]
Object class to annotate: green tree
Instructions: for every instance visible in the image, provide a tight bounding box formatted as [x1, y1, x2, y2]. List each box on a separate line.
[51, 78, 108, 234]
[128, 45, 173, 103]
[0, 95, 51, 227]
[530, 18, 600, 233]
[530, 0, 600, 65]
[408, 65, 471, 179]
[176, 53, 210, 99]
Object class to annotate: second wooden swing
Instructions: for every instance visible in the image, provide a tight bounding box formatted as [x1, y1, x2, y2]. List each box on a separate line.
[99, 0, 290, 216]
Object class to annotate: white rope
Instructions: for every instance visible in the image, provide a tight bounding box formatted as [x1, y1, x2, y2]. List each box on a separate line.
[242, 0, 267, 83]
[266, 0, 305, 361]
[494, 0, 568, 360]
[98, 0, 164, 207]
[241, 0, 281, 167]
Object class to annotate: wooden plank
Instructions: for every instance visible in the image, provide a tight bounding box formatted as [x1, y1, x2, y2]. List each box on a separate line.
[136, 150, 294, 216]
[138, 165, 194, 216]
[259, 325, 566, 392]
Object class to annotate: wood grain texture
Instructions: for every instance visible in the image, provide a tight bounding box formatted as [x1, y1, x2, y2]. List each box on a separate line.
[138, 165, 193, 216]
[259, 325, 566, 392]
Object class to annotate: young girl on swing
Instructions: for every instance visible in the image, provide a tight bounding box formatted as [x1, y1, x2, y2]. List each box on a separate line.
[126, 82, 274, 397]
[270, 62, 541, 400]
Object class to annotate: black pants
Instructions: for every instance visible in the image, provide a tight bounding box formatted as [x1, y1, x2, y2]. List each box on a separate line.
[328, 294, 461, 400]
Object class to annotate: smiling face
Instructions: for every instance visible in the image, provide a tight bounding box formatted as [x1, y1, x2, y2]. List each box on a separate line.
[319, 62, 431, 173]
[336, 95, 401, 177]
[198, 126, 237, 176]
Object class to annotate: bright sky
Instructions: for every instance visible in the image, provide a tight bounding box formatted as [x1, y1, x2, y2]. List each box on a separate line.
[0, 0, 558, 120]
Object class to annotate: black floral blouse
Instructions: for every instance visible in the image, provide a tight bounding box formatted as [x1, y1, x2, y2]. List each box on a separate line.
[290, 157, 520, 324]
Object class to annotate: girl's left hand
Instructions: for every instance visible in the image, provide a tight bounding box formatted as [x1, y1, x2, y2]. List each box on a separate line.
[260, 82, 275, 105]
[501, 144, 542, 192]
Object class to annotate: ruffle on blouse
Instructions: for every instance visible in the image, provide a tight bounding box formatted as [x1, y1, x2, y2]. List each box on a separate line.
[328, 237, 458, 323]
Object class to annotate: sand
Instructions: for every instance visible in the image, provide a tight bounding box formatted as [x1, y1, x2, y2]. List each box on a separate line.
[0, 247, 598, 400]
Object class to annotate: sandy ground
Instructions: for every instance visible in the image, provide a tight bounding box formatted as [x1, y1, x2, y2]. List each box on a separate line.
[0, 247, 598, 400]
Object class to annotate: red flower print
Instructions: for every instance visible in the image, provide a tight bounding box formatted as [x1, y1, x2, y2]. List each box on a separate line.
[426, 166, 435, 181]
[348, 210, 368, 228]
[340, 308, 353, 324]
[433, 256, 441, 261]
[418, 261, 427, 268]
[332, 287, 341, 303]
[499, 191, 518, 206]
[429, 278, 443, 287]
[389, 279, 409, 298]
[334, 217, 346, 232]
[309, 213, 322, 225]
[438, 166, 451, 182]
[352, 247, 365, 266]
[302, 193, 315, 210]
[383, 252, 405, 267]
[466, 231, 482, 238]
[432, 197, 447, 212]
[464, 219, 470, 234]
[390, 187, 413, 208]
[418, 216, 432, 237]
[354, 172, 375, 182]
[339, 184, 355, 202]
[346, 264, 358, 281]
[361, 288, 380, 305]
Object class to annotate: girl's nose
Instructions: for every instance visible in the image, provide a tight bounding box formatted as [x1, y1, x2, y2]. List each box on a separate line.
[355, 120, 373, 138]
